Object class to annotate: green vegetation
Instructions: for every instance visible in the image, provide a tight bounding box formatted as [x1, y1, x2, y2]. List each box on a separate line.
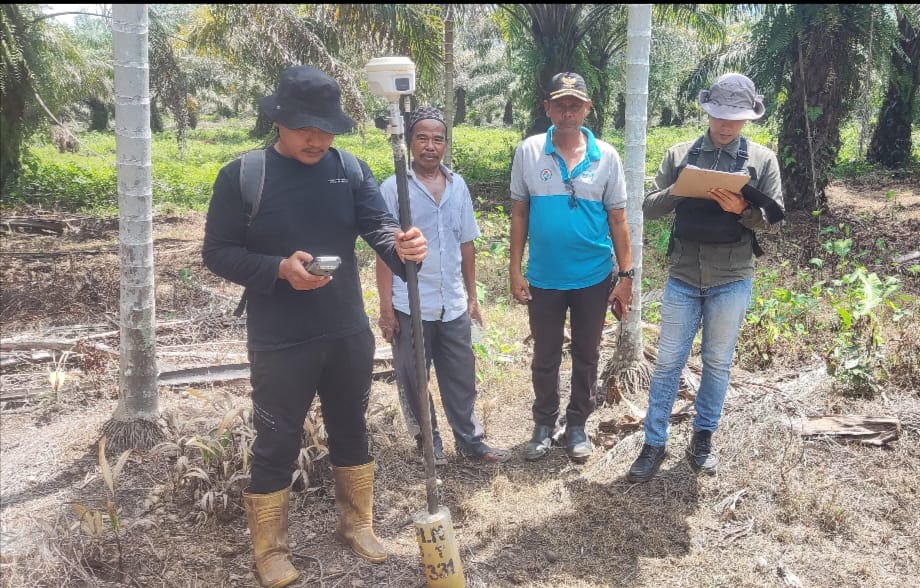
[7, 119, 787, 215]
[8, 120, 523, 214]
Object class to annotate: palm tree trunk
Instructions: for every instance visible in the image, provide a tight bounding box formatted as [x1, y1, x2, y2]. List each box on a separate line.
[868, 14, 920, 169]
[778, 6, 869, 212]
[443, 5, 454, 167]
[604, 4, 653, 399]
[104, 3, 163, 451]
[0, 5, 29, 195]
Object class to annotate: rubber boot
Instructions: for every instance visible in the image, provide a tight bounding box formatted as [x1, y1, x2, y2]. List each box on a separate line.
[243, 488, 299, 588]
[333, 461, 388, 563]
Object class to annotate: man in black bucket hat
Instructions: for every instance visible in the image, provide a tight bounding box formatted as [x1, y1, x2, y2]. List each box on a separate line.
[203, 65, 428, 586]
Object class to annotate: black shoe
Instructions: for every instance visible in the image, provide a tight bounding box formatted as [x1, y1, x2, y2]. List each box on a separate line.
[415, 435, 448, 466]
[459, 443, 512, 464]
[565, 426, 593, 462]
[686, 430, 719, 474]
[524, 425, 554, 461]
[626, 443, 667, 482]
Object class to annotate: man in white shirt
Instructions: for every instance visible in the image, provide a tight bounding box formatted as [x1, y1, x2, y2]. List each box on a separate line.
[376, 106, 510, 464]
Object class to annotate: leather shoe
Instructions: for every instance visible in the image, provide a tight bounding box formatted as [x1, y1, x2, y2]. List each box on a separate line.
[626, 443, 667, 482]
[686, 430, 719, 474]
[524, 425, 554, 461]
[565, 426, 593, 462]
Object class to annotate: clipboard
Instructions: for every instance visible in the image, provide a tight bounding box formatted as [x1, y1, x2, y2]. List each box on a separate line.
[672, 165, 750, 199]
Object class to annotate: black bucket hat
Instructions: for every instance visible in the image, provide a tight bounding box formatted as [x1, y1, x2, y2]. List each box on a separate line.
[259, 66, 356, 134]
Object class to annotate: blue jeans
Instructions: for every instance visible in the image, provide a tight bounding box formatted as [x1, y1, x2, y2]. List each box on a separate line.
[643, 276, 753, 447]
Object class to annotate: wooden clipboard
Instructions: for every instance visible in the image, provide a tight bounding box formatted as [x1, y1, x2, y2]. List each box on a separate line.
[672, 165, 750, 199]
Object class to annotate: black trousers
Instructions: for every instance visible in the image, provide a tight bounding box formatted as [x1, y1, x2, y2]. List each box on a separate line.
[248, 329, 374, 494]
[528, 275, 611, 429]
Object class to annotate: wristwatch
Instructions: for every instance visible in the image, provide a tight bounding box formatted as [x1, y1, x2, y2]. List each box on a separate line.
[617, 268, 635, 279]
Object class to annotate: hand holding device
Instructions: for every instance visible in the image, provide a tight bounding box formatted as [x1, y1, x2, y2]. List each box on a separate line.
[303, 255, 341, 276]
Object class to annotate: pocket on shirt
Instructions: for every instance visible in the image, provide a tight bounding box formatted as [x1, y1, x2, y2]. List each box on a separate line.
[450, 201, 463, 240]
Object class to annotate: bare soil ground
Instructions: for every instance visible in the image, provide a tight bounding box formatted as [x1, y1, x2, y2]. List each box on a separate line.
[1, 177, 919, 588]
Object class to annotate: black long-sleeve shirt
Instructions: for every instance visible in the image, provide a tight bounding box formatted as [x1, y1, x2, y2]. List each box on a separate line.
[203, 146, 407, 350]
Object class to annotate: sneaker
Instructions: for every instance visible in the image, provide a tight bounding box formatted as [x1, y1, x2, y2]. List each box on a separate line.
[523, 425, 554, 461]
[626, 443, 667, 482]
[565, 426, 593, 462]
[686, 430, 719, 474]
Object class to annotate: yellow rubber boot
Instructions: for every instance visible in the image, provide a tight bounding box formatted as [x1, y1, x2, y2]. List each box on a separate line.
[333, 461, 388, 563]
[243, 488, 299, 588]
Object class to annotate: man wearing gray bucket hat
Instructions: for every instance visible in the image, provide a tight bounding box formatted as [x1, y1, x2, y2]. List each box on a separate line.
[203, 65, 428, 585]
[626, 73, 784, 483]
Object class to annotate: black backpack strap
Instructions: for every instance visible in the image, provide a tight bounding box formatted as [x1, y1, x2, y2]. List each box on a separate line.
[234, 149, 266, 317]
[239, 149, 266, 227]
[686, 136, 705, 167]
[331, 147, 365, 188]
[734, 137, 749, 172]
[233, 291, 248, 317]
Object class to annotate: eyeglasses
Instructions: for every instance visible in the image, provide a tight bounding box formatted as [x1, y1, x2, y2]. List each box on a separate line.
[564, 179, 577, 209]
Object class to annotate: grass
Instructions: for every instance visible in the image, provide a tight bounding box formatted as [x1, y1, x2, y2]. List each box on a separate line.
[10, 117, 793, 216]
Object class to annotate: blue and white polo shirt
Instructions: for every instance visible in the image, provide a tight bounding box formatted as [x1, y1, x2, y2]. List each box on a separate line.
[510, 126, 627, 290]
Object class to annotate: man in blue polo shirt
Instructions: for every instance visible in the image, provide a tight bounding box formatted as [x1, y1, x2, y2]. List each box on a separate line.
[376, 106, 511, 464]
[509, 72, 634, 463]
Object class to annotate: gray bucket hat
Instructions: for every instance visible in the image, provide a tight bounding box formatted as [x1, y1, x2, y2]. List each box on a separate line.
[698, 73, 765, 120]
[259, 65, 355, 134]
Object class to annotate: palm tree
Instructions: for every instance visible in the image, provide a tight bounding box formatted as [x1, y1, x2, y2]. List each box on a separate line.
[185, 4, 443, 137]
[752, 4, 892, 211]
[102, 3, 162, 451]
[868, 6, 920, 169]
[497, 4, 734, 138]
[1, 4, 36, 193]
[497, 4, 615, 137]
[148, 6, 191, 151]
[0, 5, 106, 194]
[443, 4, 456, 166]
[453, 11, 515, 127]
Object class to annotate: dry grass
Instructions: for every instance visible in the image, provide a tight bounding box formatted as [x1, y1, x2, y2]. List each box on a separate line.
[2, 180, 919, 587]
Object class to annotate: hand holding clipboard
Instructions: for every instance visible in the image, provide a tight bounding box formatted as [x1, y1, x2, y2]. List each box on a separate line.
[672, 165, 785, 224]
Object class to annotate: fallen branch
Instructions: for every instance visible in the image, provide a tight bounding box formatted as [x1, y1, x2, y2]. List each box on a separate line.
[156, 346, 395, 387]
[158, 363, 251, 386]
[0, 217, 68, 236]
[0, 338, 118, 356]
[893, 251, 919, 265]
[796, 415, 900, 446]
[0, 249, 115, 257]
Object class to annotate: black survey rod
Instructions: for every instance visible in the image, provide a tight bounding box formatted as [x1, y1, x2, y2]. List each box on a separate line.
[390, 121, 438, 515]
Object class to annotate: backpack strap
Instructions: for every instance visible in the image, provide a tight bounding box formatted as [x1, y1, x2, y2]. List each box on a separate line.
[686, 135, 748, 171]
[239, 149, 267, 227]
[234, 149, 266, 317]
[685, 136, 705, 167]
[331, 147, 364, 188]
[734, 137, 749, 172]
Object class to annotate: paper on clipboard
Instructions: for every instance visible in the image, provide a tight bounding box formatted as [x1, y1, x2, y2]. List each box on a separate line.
[672, 165, 750, 199]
